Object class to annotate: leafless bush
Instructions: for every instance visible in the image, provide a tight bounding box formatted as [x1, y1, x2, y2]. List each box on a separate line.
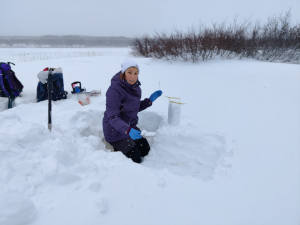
[133, 12, 300, 63]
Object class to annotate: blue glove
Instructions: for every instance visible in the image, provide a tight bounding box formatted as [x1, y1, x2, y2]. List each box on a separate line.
[149, 90, 162, 102]
[128, 128, 142, 140]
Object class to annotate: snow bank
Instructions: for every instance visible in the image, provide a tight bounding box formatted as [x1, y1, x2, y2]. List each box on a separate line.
[0, 192, 37, 225]
[0, 94, 229, 225]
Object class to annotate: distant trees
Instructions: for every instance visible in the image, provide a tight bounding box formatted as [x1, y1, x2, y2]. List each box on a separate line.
[133, 12, 300, 63]
[0, 36, 134, 47]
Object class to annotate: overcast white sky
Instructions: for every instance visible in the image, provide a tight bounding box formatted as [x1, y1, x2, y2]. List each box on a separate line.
[1, 0, 299, 37]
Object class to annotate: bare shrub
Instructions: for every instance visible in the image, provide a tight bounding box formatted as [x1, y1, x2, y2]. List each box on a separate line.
[133, 11, 300, 63]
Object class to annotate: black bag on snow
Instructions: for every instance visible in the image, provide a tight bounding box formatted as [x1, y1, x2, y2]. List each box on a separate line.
[36, 67, 68, 102]
[0, 62, 23, 97]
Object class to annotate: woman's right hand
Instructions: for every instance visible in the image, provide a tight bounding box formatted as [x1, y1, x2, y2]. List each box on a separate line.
[128, 128, 142, 140]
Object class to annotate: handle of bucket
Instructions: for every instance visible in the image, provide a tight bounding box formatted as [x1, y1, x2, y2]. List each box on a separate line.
[7, 62, 15, 66]
[71, 81, 82, 89]
[71, 81, 84, 94]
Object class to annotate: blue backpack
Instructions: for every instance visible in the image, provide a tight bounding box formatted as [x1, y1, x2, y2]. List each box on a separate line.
[0, 62, 23, 97]
[36, 67, 68, 102]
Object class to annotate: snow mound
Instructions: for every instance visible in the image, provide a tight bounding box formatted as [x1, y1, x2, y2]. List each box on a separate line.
[0, 192, 37, 225]
[126, 111, 230, 180]
[144, 124, 229, 180]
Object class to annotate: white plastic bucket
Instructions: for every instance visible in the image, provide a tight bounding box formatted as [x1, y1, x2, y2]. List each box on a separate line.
[77, 93, 90, 106]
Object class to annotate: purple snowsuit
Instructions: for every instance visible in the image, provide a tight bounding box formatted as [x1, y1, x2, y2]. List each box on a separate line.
[103, 72, 152, 143]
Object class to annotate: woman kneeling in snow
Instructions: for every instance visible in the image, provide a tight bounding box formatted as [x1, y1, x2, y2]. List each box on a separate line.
[103, 59, 162, 163]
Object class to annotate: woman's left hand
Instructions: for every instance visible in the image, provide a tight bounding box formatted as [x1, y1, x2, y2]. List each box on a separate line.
[149, 90, 162, 102]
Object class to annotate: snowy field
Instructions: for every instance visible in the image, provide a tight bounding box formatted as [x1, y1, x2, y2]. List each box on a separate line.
[0, 48, 299, 225]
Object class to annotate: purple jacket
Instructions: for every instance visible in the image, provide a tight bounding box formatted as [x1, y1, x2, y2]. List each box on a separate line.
[103, 72, 152, 143]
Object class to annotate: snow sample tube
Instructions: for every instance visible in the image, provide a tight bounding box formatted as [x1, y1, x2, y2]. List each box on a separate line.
[168, 98, 183, 125]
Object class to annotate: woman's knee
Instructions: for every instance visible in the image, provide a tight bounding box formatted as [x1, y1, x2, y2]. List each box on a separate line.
[111, 138, 149, 163]
[125, 148, 142, 163]
[135, 138, 150, 157]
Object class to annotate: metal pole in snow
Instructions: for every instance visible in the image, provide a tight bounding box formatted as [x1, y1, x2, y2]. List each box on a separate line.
[48, 69, 53, 131]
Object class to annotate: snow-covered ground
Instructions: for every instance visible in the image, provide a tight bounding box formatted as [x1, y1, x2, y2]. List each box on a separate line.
[0, 48, 299, 225]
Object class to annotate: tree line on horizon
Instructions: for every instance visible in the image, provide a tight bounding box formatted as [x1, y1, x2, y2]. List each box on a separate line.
[0, 35, 134, 47]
